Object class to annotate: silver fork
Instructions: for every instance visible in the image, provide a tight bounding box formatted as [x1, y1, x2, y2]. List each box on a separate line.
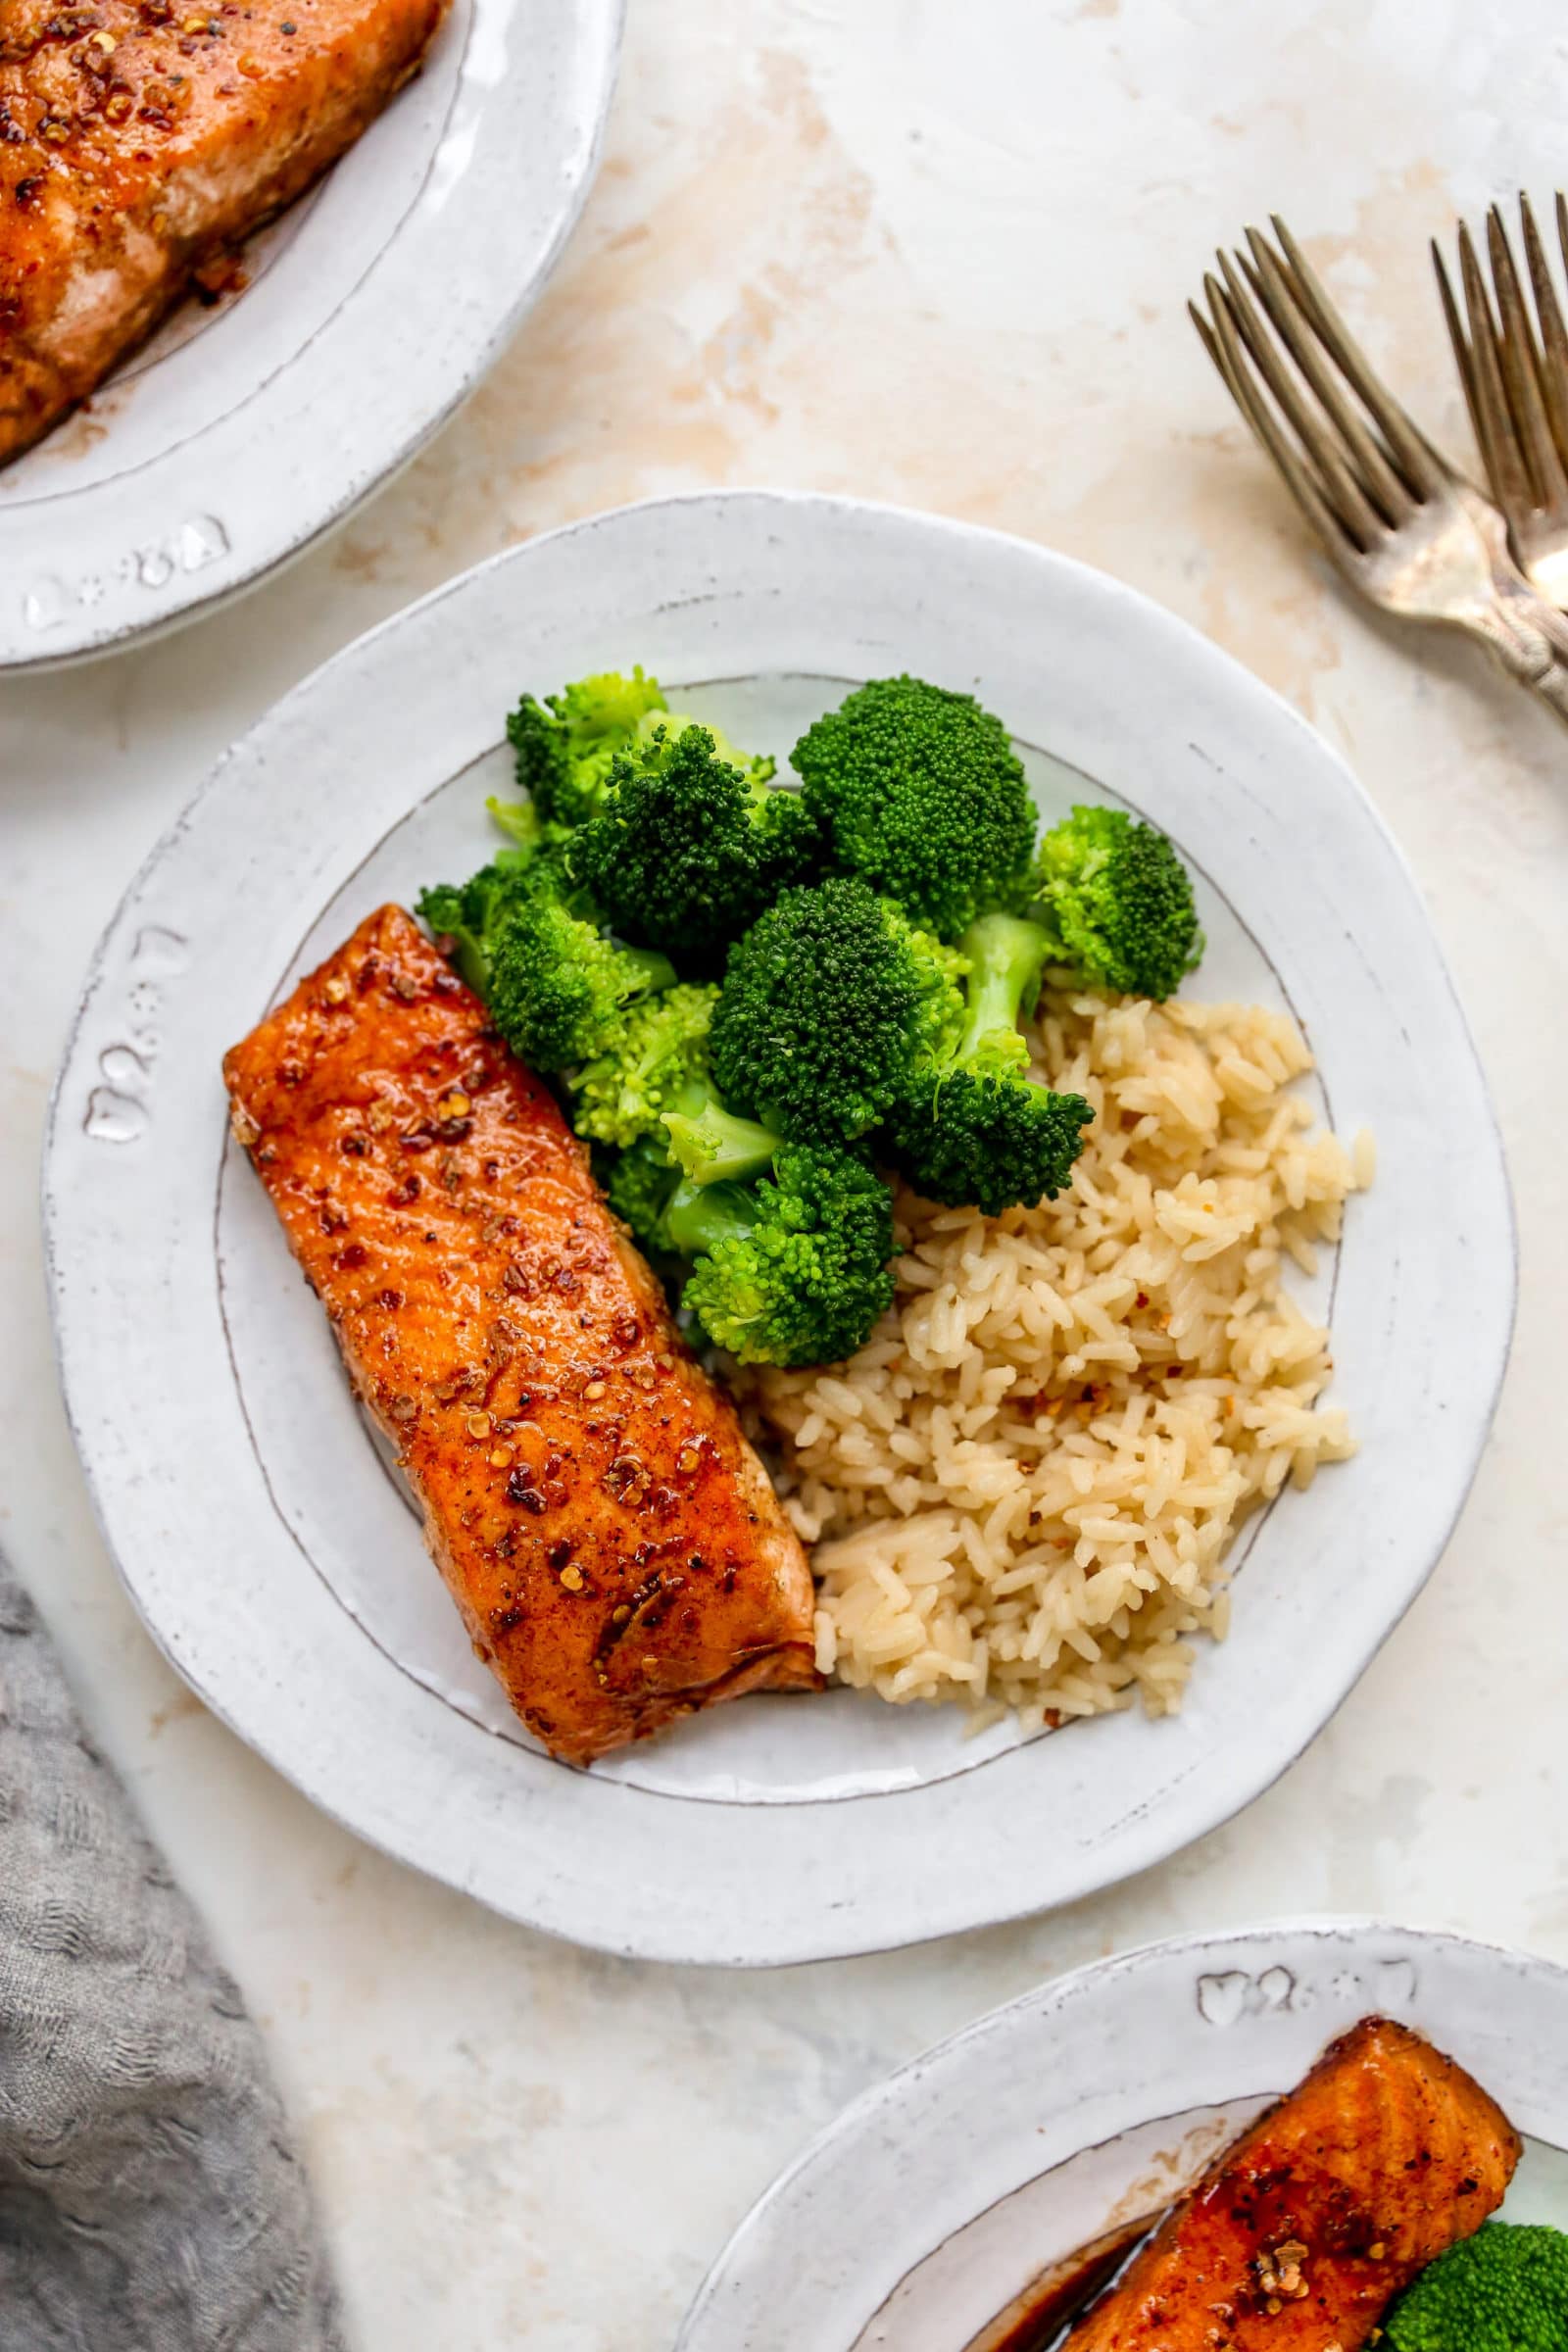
[1434, 194, 1568, 612]
[1191, 216, 1568, 725]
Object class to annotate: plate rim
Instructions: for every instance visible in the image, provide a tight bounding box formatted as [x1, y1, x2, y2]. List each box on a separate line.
[675, 1915, 1568, 2348]
[0, 0, 626, 673]
[42, 488, 1518, 1964]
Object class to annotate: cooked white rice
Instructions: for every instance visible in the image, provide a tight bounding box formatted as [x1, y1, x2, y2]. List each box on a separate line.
[742, 987, 1374, 1731]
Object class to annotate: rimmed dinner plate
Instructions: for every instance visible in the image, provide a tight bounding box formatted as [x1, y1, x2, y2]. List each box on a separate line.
[0, 0, 622, 671]
[43, 491, 1514, 1965]
[676, 1919, 1568, 2347]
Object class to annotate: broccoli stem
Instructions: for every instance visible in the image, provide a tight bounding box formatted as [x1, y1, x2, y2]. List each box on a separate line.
[448, 931, 489, 999]
[485, 797, 548, 852]
[662, 1101, 781, 1187]
[956, 912, 1050, 1058]
[662, 1177, 758, 1258]
[618, 946, 680, 1000]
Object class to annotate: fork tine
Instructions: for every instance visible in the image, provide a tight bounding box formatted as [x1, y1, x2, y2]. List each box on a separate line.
[1457, 220, 1536, 523]
[1486, 205, 1568, 509]
[1433, 239, 1490, 474]
[1193, 285, 1361, 573]
[1266, 216, 1443, 496]
[1519, 193, 1568, 476]
[1239, 229, 1413, 525]
[1212, 252, 1387, 546]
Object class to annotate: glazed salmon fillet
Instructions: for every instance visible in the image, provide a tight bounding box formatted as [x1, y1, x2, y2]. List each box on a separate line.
[0, 0, 449, 464]
[222, 905, 819, 1768]
[1065, 2018, 1519, 2350]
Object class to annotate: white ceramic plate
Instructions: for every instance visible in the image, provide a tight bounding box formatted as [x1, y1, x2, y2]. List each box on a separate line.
[0, 0, 622, 671]
[677, 1920, 1568, 2349]
[44, 492, 1513, 1965]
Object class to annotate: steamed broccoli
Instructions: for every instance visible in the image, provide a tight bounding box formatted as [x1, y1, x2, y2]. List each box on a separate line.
[884, 910, 1094, 1215]
[1385, 2224, 1568, 2352]
[1029, 804, 1202, 1000]
[417, 848, 674, 1073]
[417, 860, 522, 1000]
[662, 1144, 896, 1367]
[502, 667, 777, 834]
[661, 1093, 786, 1188]
[566, 983, 718, 1149]
[603, 1133, 685, 1250]
[415, 798, 573, 993]
[505, 667, 668, 827]
[487, 795, 561, 853]
[649, 706, 777, 788]
[708, 876, 967, 1148]
[487, 889, 674, 1074]
[572, 720, 819, 961]
[790, 674, 1039, 939]
[599, 1061, 897, 1364]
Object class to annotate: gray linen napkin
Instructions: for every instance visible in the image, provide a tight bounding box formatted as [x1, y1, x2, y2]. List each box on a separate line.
[0, 1556, 345, 2352]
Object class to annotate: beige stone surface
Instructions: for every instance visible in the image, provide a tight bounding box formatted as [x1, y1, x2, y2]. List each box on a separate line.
[3, 4, 1566, 2343]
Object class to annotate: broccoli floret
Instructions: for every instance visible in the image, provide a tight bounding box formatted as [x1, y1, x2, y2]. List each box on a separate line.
[639, 706, 776, 787]
[486, 876, 676, 1073]
[790, 673, 1039, 939]
[416, 872, 493, 997]
[415, 820, 569, 997]
[610, 1065, 898, 1364]
[418, 847, 673, 1072]
[887, 1069, 1092, 1217]
[572, 721, 819, 961]
[884, 910, 1094, 1214]
[566, 983, 717, 1149]
[663, 1144, 896, 1367]
[487, 795, 555, 852]
[579, 986, 771, 1241]
[603, 1134, 685, 1251]
[650, 1051, 802, 1191]
[1029, 804, 1202, 1000]
[1385, 2224, 1568, 2352]
[662, 1095, 785, 1188]
[708, 876, 967, 1148]
[505, 667, 667, 827]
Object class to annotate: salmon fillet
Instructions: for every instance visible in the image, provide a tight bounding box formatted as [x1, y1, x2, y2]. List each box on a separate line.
[222, 905, 820, 1768]
[0, 0, 449, 465]
[1065, 2018, 1520, 2350]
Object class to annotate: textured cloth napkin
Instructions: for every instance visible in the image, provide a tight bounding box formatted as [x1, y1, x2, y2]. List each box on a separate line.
[0, 1556, 345, 2351]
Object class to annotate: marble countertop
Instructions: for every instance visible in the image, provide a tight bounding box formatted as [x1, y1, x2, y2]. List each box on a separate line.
[4, 4, 1566, 2344]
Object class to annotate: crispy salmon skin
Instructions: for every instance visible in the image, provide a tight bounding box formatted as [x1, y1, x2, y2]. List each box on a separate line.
[0, 0, 449, 464]
[1066, 2017, 1520, 2349]
[222, 906, 819, 1768]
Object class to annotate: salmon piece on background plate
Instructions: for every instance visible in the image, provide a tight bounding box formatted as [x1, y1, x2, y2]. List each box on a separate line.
[0, 0, 449, 464]
[1063, 2016, 1520, 2350]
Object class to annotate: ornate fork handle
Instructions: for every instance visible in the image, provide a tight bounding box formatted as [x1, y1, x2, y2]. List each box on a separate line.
[1456, 493, 1568, 721]
[1463, 583, 1568, 722]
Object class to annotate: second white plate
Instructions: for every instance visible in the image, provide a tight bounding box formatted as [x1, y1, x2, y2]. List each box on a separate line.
[0, 0, 621, 669]
[45, 492, 1514, 1962]
[677, 1921, 1568, 2348]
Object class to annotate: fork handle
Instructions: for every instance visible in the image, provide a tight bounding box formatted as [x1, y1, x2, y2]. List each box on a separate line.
[1460, 569, 1568, 724]
[1523, 661, 1568, 725]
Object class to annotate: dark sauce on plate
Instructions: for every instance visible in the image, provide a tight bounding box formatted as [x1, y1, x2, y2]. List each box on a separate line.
[961, 2213, 1157, 2351]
